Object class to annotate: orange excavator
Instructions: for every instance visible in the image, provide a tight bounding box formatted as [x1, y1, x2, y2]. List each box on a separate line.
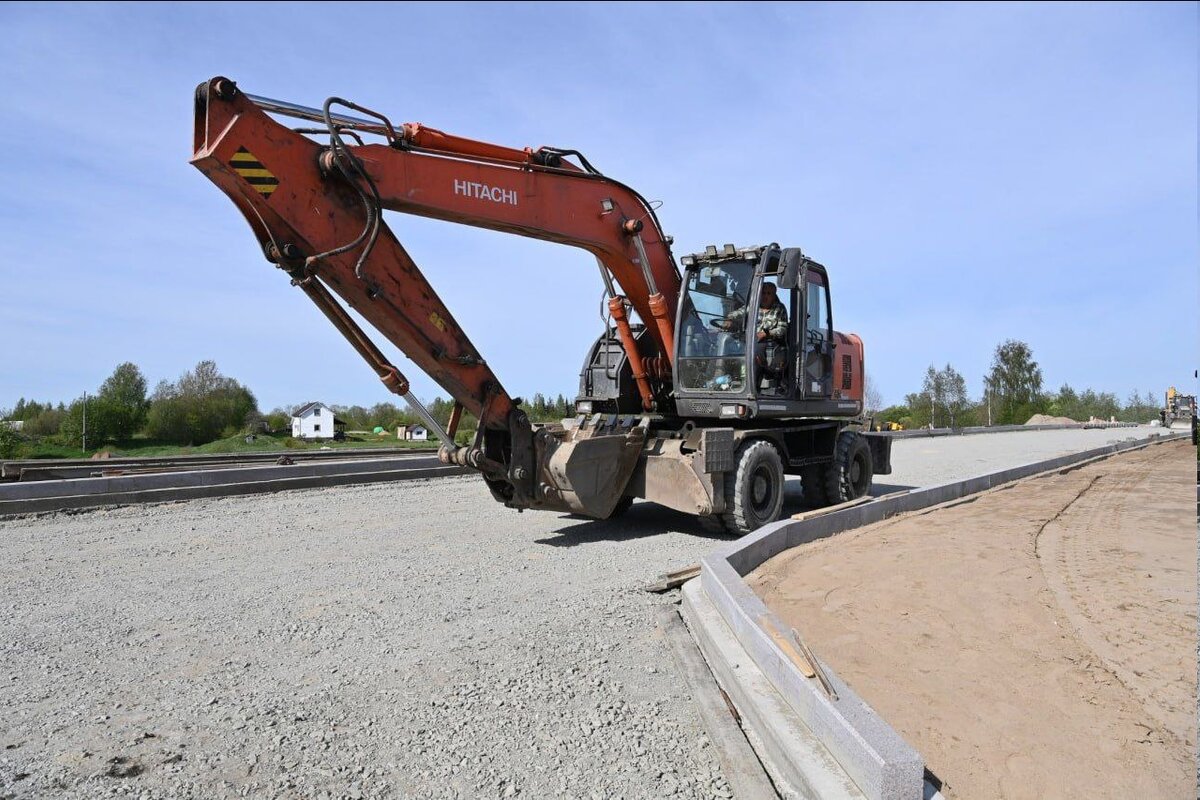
[191, 77, 891, 533]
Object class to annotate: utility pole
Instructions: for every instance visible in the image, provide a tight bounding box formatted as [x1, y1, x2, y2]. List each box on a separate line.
[81, 391, 87, 452]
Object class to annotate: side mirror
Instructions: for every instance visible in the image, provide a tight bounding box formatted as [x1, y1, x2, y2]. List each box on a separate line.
[777, 248, 804, 289]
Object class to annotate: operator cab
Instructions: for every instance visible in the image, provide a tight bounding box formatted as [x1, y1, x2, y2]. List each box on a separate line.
[673, 244, 860, 420]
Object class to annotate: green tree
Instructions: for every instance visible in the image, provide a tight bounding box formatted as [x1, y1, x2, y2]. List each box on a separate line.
[1118, 389, 1159, 423]
[1049, 384, 1082, 421]
[903, 392, 932, 429]
[920, 365, 944, 427]
[940, 364, 969, 428]
[985, 340, 1045, 424]
[9, 399, 58, 422]
[96, 362, 149, 440]
[59, 394, 115, 450]
[0, 425, 21, 458]
[146, 361, 258, 445]
[266, 408, 292, 433]
[877, 403, 913, 429]
[30, 410, 62, 436]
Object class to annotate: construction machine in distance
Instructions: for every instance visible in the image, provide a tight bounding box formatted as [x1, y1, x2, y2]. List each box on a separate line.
[1161, 386, 1197, 438]
[191, 77, 892, 534]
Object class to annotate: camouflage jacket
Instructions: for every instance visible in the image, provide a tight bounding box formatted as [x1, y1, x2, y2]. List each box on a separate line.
[728, 300, 788, 340]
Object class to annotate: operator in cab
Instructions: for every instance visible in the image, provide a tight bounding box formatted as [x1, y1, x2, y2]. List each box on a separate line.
[714, 281, 788, 363]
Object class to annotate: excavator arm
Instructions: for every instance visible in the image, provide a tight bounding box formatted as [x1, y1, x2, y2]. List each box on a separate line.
[191, 77, 676, 514]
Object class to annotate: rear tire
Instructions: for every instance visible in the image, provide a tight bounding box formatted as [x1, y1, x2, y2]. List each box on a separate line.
[722, 440, 785, 535]
[823, 431, 873, 504]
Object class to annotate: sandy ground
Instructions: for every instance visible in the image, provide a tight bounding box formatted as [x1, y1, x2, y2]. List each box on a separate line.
[749, 439, 1196, 800]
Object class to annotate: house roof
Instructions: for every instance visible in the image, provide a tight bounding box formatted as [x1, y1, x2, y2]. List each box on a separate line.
[404, 424, 428, 431]
[292, 401, 329, 417]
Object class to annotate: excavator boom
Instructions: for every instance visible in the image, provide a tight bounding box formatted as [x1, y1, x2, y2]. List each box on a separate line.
[191, 76, 675, 514]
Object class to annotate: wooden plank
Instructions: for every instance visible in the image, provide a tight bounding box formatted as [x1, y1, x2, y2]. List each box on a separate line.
[790, 490, 910, 521]
[643, 564, 701, 594]
[790, 494, 872, 521]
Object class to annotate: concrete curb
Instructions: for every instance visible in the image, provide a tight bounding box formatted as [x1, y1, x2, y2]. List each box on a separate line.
[1, 447, 438, 480]
[681, 580, 867, 800]
[0, 463, 470, 517]
[0, 457, 448, 502]
[688, 431, 1187, 800]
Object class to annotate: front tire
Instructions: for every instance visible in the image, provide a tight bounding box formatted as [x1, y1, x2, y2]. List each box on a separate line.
[823, 431, 873, 504]
[722, 440, 785, 535]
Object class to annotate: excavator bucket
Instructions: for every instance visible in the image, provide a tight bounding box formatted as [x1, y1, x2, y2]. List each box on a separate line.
[534, 415, 648, 519]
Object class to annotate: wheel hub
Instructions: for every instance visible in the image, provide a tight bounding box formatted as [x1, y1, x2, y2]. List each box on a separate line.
[752, 474, 769, 506]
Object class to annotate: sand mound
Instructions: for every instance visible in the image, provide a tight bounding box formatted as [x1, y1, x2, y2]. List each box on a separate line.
[1025, 413, 1078, 425]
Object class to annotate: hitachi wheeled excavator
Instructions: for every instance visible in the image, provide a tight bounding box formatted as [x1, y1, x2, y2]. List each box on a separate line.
[191, 77, 892, 534]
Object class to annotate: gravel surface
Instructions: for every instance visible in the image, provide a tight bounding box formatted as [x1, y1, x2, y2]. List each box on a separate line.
[879, 426, 1158, 492]
[0, 426, 1165, 799]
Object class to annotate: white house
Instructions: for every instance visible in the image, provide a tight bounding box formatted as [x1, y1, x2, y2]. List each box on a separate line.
[400, 424, 429, 441]
[292, 402, 345, 440]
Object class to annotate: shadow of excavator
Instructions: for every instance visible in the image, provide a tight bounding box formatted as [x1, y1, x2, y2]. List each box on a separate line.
[535, 477, 918, 547]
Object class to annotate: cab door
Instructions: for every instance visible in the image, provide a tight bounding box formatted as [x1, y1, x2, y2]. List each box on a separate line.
[800, 269, 833, 398]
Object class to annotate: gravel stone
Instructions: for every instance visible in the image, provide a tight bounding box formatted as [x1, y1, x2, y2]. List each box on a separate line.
[0, 426, 1152, 798]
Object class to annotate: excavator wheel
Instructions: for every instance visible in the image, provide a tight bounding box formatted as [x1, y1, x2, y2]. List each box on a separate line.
[823, 431, 873, 505]
[722, 440, 786, 535]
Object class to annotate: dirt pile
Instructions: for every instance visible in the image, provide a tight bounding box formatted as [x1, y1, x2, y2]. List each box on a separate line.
[1024, 413, 1079, 425]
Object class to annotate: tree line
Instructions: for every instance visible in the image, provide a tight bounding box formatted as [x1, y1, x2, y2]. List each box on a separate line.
[1, 360, 580, 457]
[262, 392, 577, 439]
[1, 360, 258, 456]
[876, 339, 1163, 429]
[4, 341, 1162, 458]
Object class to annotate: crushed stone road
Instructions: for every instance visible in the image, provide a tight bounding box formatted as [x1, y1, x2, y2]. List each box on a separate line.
[0, 426, 1159, 799]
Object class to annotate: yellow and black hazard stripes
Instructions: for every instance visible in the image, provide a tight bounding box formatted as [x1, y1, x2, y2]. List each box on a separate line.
[229, 147, 279, 197]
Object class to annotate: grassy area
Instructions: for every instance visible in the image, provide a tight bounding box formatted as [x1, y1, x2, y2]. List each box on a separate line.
[9, 431, 438, 461]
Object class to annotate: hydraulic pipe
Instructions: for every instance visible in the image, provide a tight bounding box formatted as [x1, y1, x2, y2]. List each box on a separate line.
[401, 391, 453, 446]
[608, 297, 654, 412]
[292, 271, 453, 447]
[626, 229, 676, 361]
[246, 93, 390, 136]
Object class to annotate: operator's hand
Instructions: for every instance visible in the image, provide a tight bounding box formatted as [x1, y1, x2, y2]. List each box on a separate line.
[756, 330, 766, 342]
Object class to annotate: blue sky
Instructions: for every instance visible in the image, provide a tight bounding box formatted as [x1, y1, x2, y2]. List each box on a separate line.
[0, 2, 1195, 413]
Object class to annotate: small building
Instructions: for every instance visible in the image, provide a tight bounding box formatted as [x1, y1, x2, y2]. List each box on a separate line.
[291, 402, 346, 440]
[400, 424, 429, 441]
[1, 420, 23, 432]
